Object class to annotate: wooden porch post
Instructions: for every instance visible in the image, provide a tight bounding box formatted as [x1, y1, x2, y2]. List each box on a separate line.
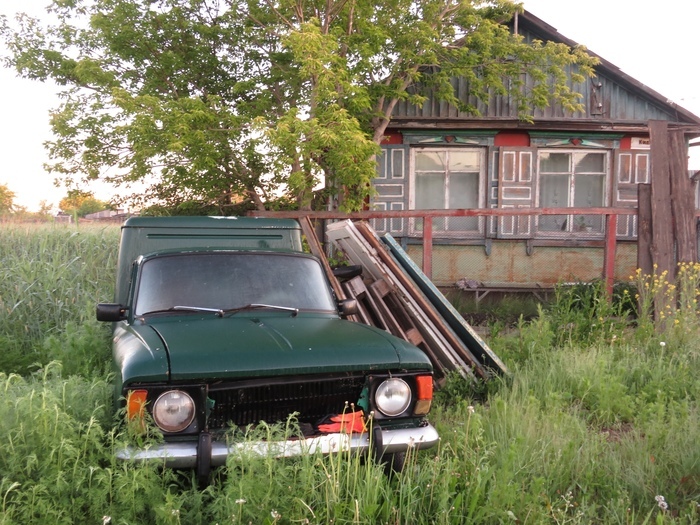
[649, 120, 675, 278]
[604, 213, 618, 297]
[423, 216, 433, 279]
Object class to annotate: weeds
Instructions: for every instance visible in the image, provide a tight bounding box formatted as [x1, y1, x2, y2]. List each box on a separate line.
[543, 279, 634, 347]
[2, 224, 700, 523]
[0, 223, 118, 374]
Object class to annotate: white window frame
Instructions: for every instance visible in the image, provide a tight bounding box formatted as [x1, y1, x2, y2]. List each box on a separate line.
[408, 146, 487, 237]
[535, 148, 611, 237]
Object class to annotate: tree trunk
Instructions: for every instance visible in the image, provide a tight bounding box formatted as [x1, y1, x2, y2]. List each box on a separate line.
[247, 189, 266, 211]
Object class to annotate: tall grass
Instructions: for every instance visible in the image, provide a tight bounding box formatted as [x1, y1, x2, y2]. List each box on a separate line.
[0, 222, 119, 374]
[1, 223, 700, 523]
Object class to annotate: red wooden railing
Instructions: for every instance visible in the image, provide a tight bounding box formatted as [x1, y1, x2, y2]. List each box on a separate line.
[250, 207, 639, 296]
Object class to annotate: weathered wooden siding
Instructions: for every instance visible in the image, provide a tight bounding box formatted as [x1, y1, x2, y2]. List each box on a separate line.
[391, 25, 679, 124]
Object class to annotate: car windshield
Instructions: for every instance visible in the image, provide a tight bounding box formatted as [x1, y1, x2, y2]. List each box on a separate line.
[134, 252, 336, 316]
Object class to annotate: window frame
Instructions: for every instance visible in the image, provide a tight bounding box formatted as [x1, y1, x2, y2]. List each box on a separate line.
[408, 146, 487, 237]
[535, 148, 611, 237]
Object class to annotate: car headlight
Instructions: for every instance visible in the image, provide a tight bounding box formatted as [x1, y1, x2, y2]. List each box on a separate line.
[374, 378, 412, 417]
[152, 390, 195, 432]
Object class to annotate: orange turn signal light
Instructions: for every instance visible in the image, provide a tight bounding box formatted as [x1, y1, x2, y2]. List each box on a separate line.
[415, 375, 433, 400]
[414, 375, 433, 416]
[126, 389, 148, 420]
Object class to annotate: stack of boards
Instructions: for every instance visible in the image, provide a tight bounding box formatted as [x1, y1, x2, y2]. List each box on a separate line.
[326, 220, 508, 384]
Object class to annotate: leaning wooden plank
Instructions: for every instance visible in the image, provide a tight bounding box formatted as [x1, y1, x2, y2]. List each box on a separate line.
[327, 222, 455, 372]
[366, 279, 449, 375]
[369, 280, 415, 338]
[331, 234, 460, 379]
[341, 276, 380, 327]
[344, 270, 450, 377]
[327, 220, 476, 382]
[381, 233, 508, 376]
[300, 217, 345, 299]
[353, 221, 489, 379]
[365, 279, 410, 339]
[300, 216, 360, 323]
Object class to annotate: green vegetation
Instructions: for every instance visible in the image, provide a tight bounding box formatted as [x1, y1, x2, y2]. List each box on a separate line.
[2, 223, 700, 524]
[58, 189, 112, 218]
[0, 222, 118, 374]
[2, 0, 596, 212]
[0, 183, 16, 215]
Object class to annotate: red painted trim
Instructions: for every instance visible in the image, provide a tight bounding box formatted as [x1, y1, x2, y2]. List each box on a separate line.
[381, 132, 403, 145]
[620, 135, 650, 150]
[494, 132, 530, 147]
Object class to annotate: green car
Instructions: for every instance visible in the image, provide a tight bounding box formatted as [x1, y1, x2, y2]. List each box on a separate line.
[97, 216, 438, 482]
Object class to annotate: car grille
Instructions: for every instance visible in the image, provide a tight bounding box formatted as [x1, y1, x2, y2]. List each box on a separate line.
[206, 374, 366, 430]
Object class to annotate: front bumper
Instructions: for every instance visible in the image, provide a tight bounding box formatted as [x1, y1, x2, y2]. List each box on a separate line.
[116, 424, 439, 469]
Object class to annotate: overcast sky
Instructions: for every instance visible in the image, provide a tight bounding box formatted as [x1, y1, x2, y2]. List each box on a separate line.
[1, 0, 699, 211]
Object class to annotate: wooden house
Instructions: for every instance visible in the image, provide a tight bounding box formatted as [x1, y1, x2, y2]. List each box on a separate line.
[370, 10, 700, 290]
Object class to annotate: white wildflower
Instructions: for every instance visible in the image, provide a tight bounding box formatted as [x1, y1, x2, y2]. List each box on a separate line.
[659, 341, 666, 347]
[235, 498, 246, 505]
[271, 510, 281, 520]
[655, 495, 668, 511]
[102, 517, 112, 525]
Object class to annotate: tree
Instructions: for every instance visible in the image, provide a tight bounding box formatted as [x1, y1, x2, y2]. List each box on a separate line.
[1, 0, 596, 212]
[0, 183, 16, 214]
[59, 189, 110, 217]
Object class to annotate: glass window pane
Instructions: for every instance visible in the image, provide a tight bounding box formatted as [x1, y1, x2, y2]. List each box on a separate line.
[539, 174, 569, 231]
[415, 172, 445, 209]
[415, 151, 445, 171]
[573, 173, 605, 231]
[540, 152, 570, 173]
[449, 172, 479, 208]
[574, 174, 604, 207]
[448, 172, 479, 231]
[572, 214, 603, 231]
[447, 216, 478, 231]
[539, 174, 570, 207]
[450, 151, 481, 171]
[574, 152, 606, 173]
[539, 214, 568, 232]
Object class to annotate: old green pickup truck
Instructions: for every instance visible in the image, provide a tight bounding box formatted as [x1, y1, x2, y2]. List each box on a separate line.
[97, 216, 438, 482]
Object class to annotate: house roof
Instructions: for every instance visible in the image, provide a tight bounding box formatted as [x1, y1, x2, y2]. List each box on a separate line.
[388, 10, 700, 136]
[516, 10, 700, 129]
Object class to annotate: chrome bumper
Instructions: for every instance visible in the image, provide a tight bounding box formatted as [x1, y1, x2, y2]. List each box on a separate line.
[116, 424, 439, 469]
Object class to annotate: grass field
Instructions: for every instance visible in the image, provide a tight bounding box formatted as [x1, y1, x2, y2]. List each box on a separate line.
[1, 222, 699, 524]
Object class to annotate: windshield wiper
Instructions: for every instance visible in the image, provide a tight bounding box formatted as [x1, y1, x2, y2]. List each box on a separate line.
[220, 303, 299, 317]
[140, 306, 225, 316]
[140, 304, 299, 318]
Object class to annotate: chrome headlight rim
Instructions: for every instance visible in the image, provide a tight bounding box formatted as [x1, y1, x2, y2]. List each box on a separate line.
[374, 378, 412, 417]
[152, 390, 196, 433]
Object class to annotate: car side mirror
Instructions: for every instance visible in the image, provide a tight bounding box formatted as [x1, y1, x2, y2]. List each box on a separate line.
[96, 303, 128, 322]
[337, 298, 359, 318]
[332, 265, 363, 282]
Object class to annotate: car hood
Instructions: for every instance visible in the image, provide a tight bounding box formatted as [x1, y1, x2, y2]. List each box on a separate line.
[139, 314, 429, 381]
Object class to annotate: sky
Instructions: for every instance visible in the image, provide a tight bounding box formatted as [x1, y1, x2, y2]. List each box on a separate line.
[1, 0, 700, 211]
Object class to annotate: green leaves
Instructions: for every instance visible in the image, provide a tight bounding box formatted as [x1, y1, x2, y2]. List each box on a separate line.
[0, 183, 16, 214]
[2, 0, 597, 212]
